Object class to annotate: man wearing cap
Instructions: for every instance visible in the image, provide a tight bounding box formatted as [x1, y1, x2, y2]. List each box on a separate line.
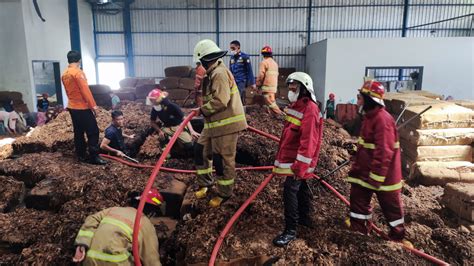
[193, 39, 247, 208]
[347, 80, 411, 248]
[256, 45, 281, 115]
[147, 88, 200, 154]
[72, 189, 164, 265]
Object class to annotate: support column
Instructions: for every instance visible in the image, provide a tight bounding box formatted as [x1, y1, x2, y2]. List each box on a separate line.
[68, 0, 81, 52]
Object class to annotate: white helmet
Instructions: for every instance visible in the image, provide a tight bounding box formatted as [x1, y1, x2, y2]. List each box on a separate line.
[193, 39, 227, 63]
[286, 72, 316, 103]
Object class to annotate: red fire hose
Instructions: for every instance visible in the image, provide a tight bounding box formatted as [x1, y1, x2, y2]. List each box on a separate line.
[100, 154, 273, 173]
[209, 173, 274, 266]
[211, 126, 450, 266]
[132, 110, 197, 266]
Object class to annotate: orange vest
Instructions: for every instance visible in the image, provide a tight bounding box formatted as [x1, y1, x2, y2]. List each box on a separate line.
[61, 65, 96, 110]
[256, 57, 279, 93]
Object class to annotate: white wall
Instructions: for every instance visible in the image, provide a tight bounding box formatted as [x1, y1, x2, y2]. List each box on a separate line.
[21, 0, 72, 108]
[0, 0, 32, 105]
[307, 37, 474, 108]
[0, 0, 96, 110]
[306, 39, 327, 106]
[78, 0, 96, 84]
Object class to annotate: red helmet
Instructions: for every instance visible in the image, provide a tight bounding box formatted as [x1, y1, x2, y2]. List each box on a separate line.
[148, 88, 164, 99]
[359, 80, 385, 106]
[147, 88, 167, 105]
[261, 45, 273, 55]
[329, 93, 335, 100]
[142, 188, 165, 206]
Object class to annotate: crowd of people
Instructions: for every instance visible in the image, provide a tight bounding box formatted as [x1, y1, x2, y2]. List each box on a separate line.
[56, 38, 410, 265]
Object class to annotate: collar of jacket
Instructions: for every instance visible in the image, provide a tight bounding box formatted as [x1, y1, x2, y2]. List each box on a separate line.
[206, 59, 224, 75]
[364, 106, 383, 118]
[290, 97, 311, 109]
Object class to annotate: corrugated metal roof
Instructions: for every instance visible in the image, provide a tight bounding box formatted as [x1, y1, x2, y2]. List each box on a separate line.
[94, 12, 123, 32]
[97, 34, 125, 56]
[131, 0, 215, 9]
[94, 0, 474, 78]
[133, 33, 216, 55]
[131, 10, 215, 32]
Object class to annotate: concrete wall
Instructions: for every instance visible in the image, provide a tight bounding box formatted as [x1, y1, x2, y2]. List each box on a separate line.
[21, 0, 72, 108]
[306, 39, 327, 106]
[0, 0, 32, 106]
[0, 0, 96, 110]
[307, 37, 474, 108]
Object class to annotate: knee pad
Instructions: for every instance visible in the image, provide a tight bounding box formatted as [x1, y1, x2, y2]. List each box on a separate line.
[194, 143, 204, 165]
[212, 153, 224, 176]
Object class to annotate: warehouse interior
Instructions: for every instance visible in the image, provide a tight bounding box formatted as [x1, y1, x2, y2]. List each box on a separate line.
[0, 0, 473, 265]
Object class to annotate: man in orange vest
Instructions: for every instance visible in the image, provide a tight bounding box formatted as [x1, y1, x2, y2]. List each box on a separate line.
[61, 51, 106, 165]
[256, 45, 281, 115]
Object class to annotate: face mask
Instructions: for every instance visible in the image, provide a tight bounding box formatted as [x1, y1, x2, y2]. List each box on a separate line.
[288, 89, 300, 103]
[230, 50, 236, 56]
[153, 105, 162, 112]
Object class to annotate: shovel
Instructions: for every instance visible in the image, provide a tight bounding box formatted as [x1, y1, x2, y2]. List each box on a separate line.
[123, 154, 139, 164]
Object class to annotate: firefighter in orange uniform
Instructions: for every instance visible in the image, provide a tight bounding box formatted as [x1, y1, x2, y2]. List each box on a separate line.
[256, 45, 281, 115]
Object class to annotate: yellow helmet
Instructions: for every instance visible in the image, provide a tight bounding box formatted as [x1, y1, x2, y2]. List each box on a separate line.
[286, 72, 316, 102]
[193, 39, 226, 63]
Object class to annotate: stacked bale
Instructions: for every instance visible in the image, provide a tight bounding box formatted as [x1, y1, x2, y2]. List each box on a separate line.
[160, 66, 194, 106]
[394, 102, 474, 185]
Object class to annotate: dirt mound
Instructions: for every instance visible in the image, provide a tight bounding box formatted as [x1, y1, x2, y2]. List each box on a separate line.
[10, 102, 152, 156]
[1, 104, 472, 265]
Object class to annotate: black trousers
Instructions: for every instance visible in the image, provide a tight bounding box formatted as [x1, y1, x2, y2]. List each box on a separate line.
[69, 109, 100, 159]
[283, 176, 312, 231]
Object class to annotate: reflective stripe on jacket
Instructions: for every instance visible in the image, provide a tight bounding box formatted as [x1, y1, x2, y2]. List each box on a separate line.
[273, 97, 322, 179]
[194, 65, 206, 91]
[348, 107, 402, 191]
[256, 57, 279, 93]
[74, 207, 161, 266]
[200, 59, 247, 137]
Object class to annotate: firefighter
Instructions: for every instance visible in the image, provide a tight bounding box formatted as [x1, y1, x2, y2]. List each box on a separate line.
[347, 80, 411, 247]
[72, 189, 164, 265]
[62, 50, 106, 165]
[147, 89, 200, 154]
[256, 45, 281, 115]
[192, 39, 248, 208]
[229, 40, 256, 105]
[272, 72, 322, 247]
[194, 61, 206, 107]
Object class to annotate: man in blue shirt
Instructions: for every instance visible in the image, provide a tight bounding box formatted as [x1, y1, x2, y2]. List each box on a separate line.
[229, 40, 256, 105]
[100, 110, 134, 157]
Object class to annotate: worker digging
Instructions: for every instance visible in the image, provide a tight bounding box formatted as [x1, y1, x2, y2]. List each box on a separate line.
[1, 2, 473, 265]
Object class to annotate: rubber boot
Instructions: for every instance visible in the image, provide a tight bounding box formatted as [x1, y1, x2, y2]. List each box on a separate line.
[209, 196, 229, 208]
[401, 239, 414, 249]
[195, 187, 208, 199]
[272, 230, 297, 247]
[89, 156, 107, 165]
[345, 217, 351, 228]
